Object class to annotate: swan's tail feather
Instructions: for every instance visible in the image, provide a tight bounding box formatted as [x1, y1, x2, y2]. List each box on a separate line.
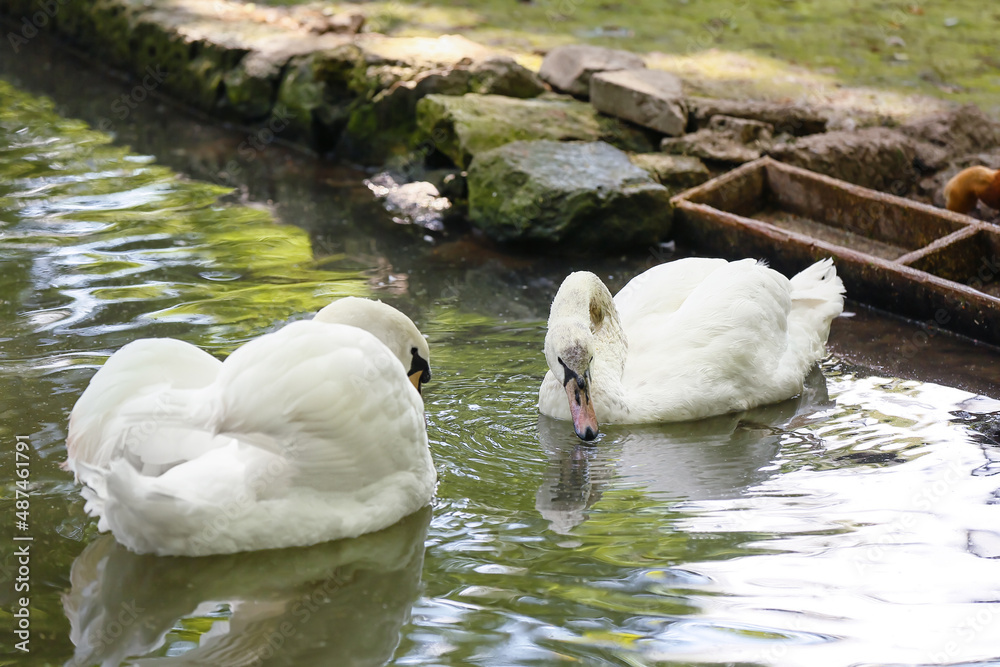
[94, 444, 291, 555]
[73, 461, 112, 533]
[790, 258, 842, 298]
[102, 461, 210, 555]
[788, 258, 845, 361]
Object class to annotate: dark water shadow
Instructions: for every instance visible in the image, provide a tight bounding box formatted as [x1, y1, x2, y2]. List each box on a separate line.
[62, 507, 430, 667]
[535, 367, 832, 533]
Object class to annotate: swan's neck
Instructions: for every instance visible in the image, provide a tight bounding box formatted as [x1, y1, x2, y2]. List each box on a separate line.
[546, 272, 629, 414]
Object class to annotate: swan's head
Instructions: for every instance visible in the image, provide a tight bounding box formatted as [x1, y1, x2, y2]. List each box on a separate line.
[544, 272, 617, 441]
[315, 297, 431, 393]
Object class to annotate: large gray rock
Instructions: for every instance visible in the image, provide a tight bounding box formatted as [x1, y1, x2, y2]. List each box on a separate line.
[539, 45, 646, 98]
[590, 69, 687, 136]
[687, 96, 827, 136]
[415, 93, 655, 168]
[769, 127, 921, 194]
[662, 115, 774, 164]
[467, 141, 673, 252]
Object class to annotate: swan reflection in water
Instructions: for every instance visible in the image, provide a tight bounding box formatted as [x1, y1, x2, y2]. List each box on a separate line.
[63, 507, 430, 667]
[536, 367, 832, 533]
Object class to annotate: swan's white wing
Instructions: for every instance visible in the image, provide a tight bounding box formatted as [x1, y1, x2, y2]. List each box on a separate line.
[613, 257, 738, 331]
[626, 260, 791, 374]
[66, 338, 222, 474]
[83, 321, 428, 491]
[622, 260, 797, 419]
[210, 320, 429, 493]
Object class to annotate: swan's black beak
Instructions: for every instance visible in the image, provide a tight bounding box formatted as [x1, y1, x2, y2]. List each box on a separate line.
[408, 349, 431, 395]
[562, 370, 599, 441]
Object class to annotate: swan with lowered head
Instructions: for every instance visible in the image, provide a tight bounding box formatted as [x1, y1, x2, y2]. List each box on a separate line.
[538, 257, 844, 440]
[65, 297, 435, 556]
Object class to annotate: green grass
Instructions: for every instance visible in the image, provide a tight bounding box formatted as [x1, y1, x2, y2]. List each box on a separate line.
[255, 0, 1000, 116]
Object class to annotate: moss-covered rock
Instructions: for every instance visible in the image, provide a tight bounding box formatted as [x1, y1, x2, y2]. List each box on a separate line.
[339, 67, 473, 162]
[274, 45, 364, 148]
[223, 51, 287, 120]
[467, 140, 672, 252]
[338, 55, 545, 163]
[468, 57, 547, 99]
[416, 93, 655, 169]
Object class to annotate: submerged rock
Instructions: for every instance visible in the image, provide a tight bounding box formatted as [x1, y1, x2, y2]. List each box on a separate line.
[416, 93, 655, 169]
[589, 69, 687, 137]
[365, 173, 452, 233]
[538, 44, 646, 98]
[467, 140, 672, 252]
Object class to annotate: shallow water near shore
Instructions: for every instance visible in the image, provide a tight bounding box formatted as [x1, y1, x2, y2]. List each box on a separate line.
[3, 38, 1000, 667]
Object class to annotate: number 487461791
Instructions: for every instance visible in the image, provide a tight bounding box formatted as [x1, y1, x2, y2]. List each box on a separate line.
[14, 436, 30, 531]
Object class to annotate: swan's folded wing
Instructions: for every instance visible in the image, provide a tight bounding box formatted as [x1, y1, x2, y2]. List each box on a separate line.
[211, 320, 430, 493]
[624, 261, 794, 406]
[614, 257, 738, 330]
[66, 338, 222, 473]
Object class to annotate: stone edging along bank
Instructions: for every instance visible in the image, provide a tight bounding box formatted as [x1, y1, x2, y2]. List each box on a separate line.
[4, 0, 1000, 252]
[0, 0, 829, 171]
[0, 0, 552, 163]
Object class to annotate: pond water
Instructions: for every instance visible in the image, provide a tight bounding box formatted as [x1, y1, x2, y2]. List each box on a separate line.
[3, 37, 1000, 667]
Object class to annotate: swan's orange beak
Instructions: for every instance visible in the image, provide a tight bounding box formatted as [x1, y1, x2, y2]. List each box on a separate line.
[565, 377, 599, 441]
[409, 371, 424, 395]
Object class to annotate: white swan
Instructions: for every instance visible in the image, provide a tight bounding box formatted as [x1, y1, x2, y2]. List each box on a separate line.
[538, 257, 845, 440]
[64, 297, 436, 557]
